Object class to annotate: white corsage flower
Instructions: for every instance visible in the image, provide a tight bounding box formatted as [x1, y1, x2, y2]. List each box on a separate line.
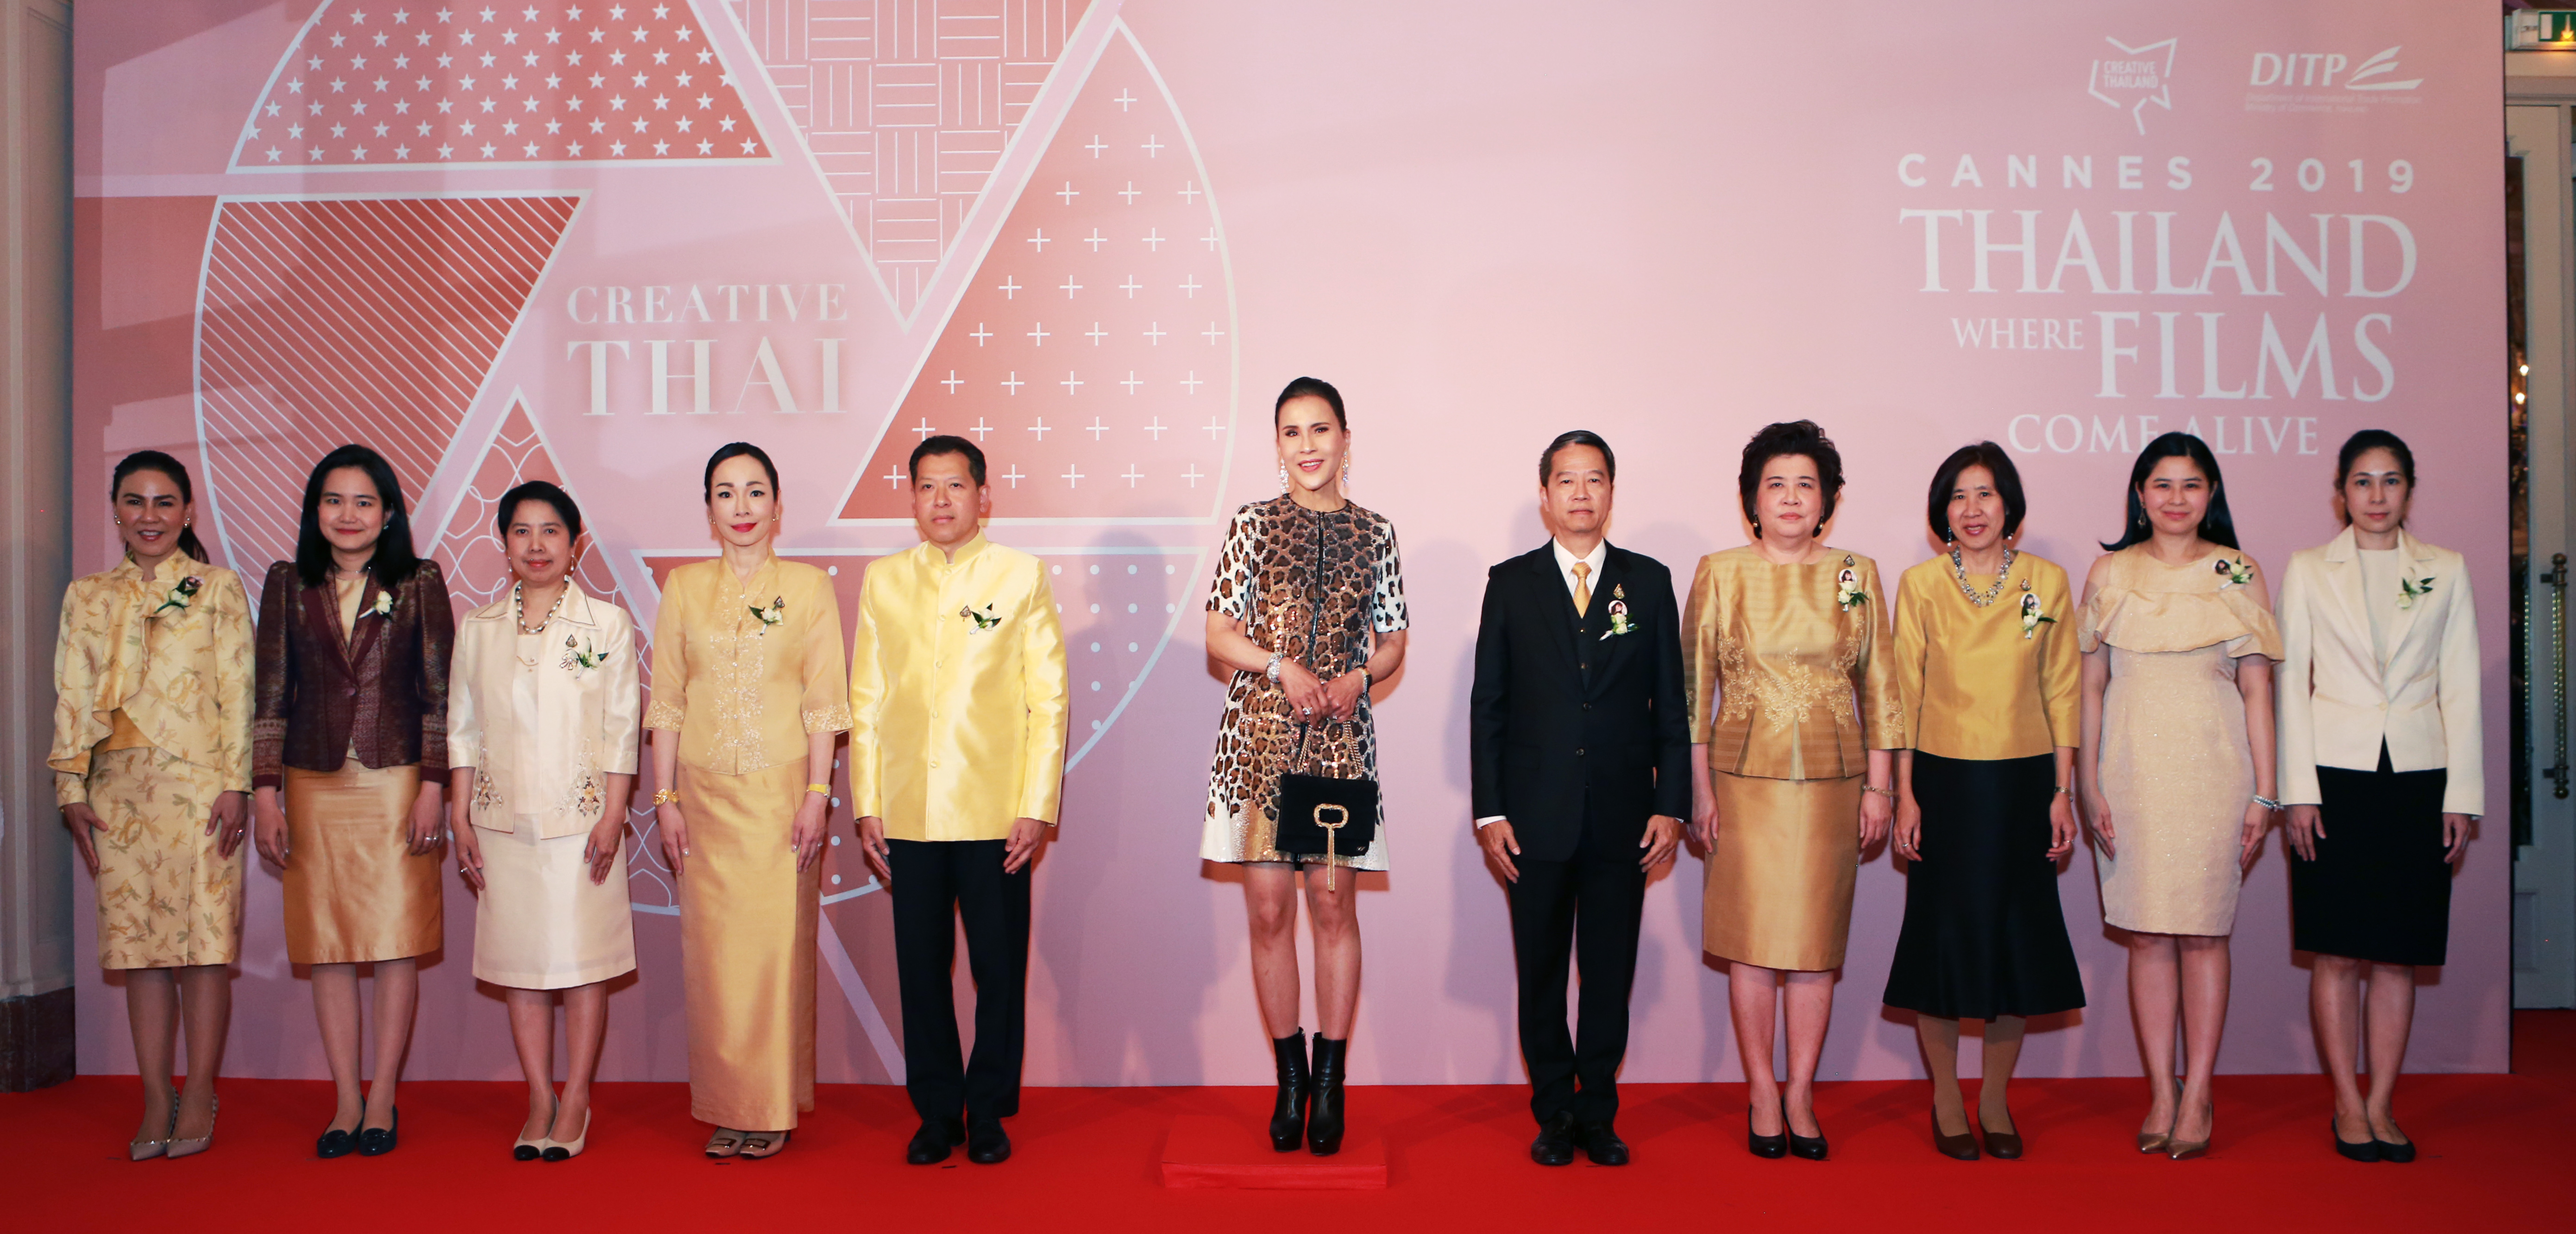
[369, 591, 396, 618]
[2399, 574, 2434, 610]
[961, 602, 1003, 632]
[2017, 588, 2056, 640]
[561, 636, 608, 674]
[1835, 558, 1867, 611]
[1602, 583, 1635, 640]
[151, 575, 203, 618]
[2213, 557, 2254, 591]
[749, 596, 786, 628]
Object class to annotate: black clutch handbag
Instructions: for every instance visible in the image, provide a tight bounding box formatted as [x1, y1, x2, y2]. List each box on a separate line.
[1275, 736, 1379, 889]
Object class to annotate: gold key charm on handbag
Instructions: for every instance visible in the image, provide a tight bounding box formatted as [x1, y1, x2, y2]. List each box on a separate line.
[1313, 803, 1349, 890]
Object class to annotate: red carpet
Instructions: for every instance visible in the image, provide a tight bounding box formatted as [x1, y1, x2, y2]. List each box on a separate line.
[11, 1012, 2573, 1232]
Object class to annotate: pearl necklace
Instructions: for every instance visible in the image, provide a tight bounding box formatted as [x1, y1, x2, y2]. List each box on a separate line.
[1948, 547, 2017, 607]
[514, 581, 565, 635]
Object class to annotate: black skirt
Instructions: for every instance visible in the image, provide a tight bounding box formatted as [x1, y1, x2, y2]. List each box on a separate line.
[1882, 752, 2086, 1020]
[2291, 748, 2452, 966]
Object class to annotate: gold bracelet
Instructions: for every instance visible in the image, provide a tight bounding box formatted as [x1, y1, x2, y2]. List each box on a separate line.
[806, 783, 832, 797]
[652, 788, 680, 806]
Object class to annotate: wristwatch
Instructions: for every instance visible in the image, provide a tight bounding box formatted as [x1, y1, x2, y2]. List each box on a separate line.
[1266, 651, 1283, 683]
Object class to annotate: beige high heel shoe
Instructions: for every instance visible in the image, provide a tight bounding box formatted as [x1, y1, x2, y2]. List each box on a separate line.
[167, 1097, 219, 1159]
[541, 1110, 591, 1162]
[515, 1096, 558, 1162]
[130, 1088, 177, 1160]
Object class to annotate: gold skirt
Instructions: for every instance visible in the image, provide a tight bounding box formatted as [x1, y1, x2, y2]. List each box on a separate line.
[87, 746, 244, 970]
[283, 759, 442, 965]
[1703, 772, 1864, 971]
[679, 762, 818, 1130]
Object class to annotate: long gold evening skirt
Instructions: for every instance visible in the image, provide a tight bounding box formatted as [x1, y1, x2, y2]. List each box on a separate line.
[1703, 771, 1865, 971]
[283, 758, 441, 964]
[679, 762, 818, 1130]
[88, 745, 243, 969]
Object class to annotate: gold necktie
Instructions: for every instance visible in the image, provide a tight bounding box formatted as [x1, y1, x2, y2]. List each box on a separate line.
[1571, 561, 1592, 616]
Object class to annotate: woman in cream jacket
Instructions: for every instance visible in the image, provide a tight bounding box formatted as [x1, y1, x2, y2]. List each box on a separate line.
[2276, 430, 2480, 1165]
[449, 481, 641, 1162]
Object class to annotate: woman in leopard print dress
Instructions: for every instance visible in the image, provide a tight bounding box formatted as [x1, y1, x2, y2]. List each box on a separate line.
[1202, 377, 1407, 1156]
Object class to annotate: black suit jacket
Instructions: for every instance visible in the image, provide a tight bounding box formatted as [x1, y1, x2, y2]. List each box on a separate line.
[1469, 543, 1692, 863]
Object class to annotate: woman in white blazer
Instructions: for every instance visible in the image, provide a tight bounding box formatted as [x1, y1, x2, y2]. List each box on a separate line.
[449, 481, 641, 1162]
[2275, 430, 2479, 1166]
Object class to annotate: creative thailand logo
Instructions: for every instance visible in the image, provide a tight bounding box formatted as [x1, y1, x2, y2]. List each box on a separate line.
[2088, 36, 2177, 136]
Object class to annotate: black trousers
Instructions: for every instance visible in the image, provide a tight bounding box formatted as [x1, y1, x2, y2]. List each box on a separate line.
[1507, 800, 1647, 1126]
[888, 838, 1031, 1123]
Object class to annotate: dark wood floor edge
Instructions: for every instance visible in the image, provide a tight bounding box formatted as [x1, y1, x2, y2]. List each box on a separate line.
[0, 986, 75, 1091]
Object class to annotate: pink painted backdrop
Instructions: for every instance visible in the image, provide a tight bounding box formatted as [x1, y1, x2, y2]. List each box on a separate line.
[68, 0, 2508, 1085]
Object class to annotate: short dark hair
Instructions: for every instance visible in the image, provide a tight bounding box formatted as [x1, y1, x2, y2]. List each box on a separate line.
[1925, 442, 2026, 541]
[295, 444, 421, 587]
[496, 479, 583, 542]
[1274, 376, 1346, 428]
[1737, 420, 1844, 537]
[702, 441, 779, 501]
[909, 434, 987, 486]
[1539, 430, 1615, 488]
[2100, 431, 2240, 552]
[112, 449, 211, 563]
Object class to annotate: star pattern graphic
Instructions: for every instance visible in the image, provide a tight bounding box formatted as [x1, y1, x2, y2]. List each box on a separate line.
[233, 1, 769, 169]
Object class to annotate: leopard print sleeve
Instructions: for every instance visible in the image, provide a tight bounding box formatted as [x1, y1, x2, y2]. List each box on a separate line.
[1206, 503, 1262, 622]
[1368, 514, 1408, 634]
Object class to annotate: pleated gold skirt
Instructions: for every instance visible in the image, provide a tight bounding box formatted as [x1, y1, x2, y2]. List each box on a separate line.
[87, 746, 244, 970]
[679, 762, 818, 1130]
[1703, 772, 1864, 971]
[283, 758, 442, 965]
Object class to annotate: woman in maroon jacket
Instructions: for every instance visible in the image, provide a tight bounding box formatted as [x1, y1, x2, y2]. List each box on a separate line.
[251, 444, 454, 1159]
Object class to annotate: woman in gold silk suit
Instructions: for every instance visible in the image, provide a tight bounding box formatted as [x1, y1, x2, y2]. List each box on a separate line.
[250, 444, 455, 1159]
[50, 451, 252, 1159]
[647, 441, 849, 1160]
[1685, 420, 1901, 1161]
[2077, 432, 2282, 1161]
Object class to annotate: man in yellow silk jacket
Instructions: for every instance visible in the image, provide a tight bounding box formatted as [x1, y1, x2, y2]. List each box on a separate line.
[851, 435, 1069, 1168]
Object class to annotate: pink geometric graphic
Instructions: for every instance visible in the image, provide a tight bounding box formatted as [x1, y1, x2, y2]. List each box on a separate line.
[195, 194, 581, 573]
[429, 396, 673, 907]
[725, 0, 1087, 316]
[834, 29, 1231, 520]
[230, 1, 770, 170]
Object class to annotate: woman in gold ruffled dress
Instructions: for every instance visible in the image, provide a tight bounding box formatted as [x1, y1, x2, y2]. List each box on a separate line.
[1684, 420, 1901, 1161]
[51, 451, 252, 1159]
[647, 442, 848, 1160]
[2077, 432, 2282, 1161]
[251, 444, 455, 1159]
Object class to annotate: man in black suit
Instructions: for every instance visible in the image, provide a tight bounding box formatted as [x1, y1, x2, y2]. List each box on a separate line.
[1470, 429, 1690, 1167]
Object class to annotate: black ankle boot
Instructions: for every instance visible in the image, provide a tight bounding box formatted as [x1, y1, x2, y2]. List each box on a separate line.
[1268, 1030, 1310, 1152]
[1306, 1036, 1348, 1156]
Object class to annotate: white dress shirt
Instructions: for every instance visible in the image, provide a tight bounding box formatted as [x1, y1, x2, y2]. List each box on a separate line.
[1478, 538, 1609, 828]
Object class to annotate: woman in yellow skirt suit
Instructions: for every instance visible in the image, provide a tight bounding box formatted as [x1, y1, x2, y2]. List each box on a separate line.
[250, 444, 455, 1158]
[50, 451, 253, 1159]
[647, 442, 848, 1160]
[1684, 421, 1901, 1160]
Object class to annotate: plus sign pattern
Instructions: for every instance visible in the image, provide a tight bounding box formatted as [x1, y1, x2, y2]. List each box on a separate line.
[723, 0, 1083, 318]
[833, 31, 1233, 521]
[428, 397, 672, 907]
[231, 1, 768, 170]
[195, 194, 581, 575]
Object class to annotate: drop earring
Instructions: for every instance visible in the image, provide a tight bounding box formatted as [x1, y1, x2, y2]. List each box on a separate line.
[1278, 462, 1289, 491]
[1340, 454, 1351, 490]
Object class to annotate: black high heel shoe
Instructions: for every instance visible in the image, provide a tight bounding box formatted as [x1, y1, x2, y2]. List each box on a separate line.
[1268, 1030, 1310, 1152]
[1305, 1036, 1348, 1156]
[1747, 1103, 1788, 1159]
[2333, 1115, 2379, 1163]
[1785, 1096, 1828, 1161]
[357, 1107, 400, 1157]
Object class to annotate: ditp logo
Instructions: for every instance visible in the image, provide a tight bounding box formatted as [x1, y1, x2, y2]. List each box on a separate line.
[2089, 37, 2177, 136]
[2249, 46, 2422, 91]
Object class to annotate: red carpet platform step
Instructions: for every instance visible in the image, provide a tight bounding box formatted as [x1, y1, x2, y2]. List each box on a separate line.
[9, 1012, 2573, 1233]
